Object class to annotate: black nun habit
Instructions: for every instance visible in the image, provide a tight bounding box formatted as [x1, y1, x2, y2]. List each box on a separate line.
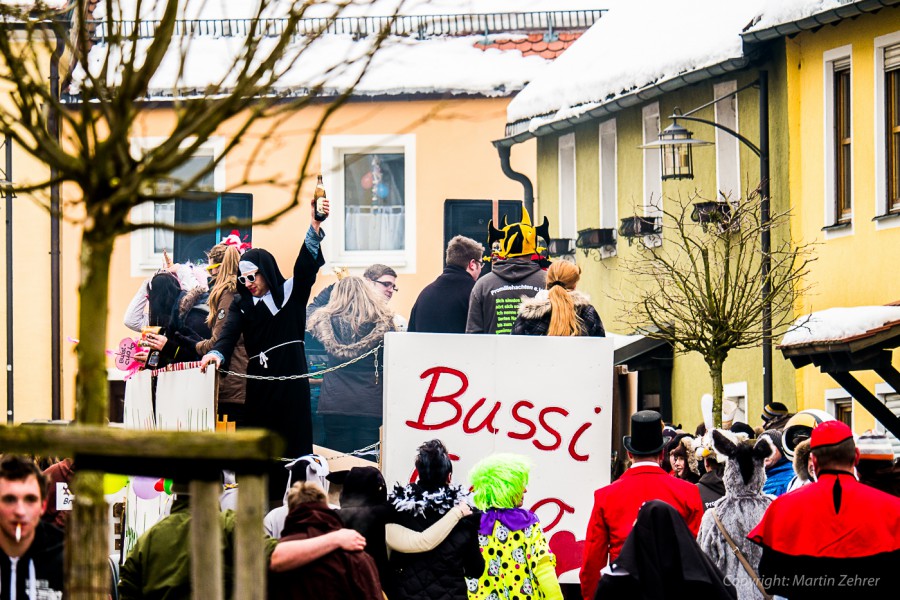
[213, 240, 325, 499]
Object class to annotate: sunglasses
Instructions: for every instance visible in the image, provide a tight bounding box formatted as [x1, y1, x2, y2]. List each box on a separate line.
[238, 272, 258, 285]
[373, 280, 398, 292]
[205, 262, 222, 272]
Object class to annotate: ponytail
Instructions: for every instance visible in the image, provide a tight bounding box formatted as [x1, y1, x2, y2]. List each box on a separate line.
[546, 261, 584, 336]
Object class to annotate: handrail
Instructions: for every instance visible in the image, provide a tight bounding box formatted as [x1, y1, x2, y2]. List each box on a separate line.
[86, 10, 605, 42]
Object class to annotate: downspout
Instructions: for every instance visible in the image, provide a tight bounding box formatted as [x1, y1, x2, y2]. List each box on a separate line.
[50, 32, 63, 420]
[5, 135, 13, 424]
[494, 142, 534, 216]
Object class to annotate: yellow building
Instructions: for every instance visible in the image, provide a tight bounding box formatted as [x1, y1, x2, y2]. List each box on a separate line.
[744, 0, 900, 445]
[499, 3, 795, 434]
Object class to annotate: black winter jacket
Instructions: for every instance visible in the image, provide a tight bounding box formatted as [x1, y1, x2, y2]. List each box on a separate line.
[388, 484, 484, 600]
[511, 290, 605, 337]
[408, 265, 476, 333]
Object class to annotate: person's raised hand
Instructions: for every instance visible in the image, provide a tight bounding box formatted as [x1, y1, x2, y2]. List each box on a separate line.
[455, 502, 472, 517]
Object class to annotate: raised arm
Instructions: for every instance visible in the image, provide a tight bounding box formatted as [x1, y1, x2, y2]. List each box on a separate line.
[289, 198, 329, 307]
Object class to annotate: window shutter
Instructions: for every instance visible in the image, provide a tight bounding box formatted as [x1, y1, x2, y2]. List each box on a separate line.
[886, 44, 900, 71]
[833, 56, 851, 71]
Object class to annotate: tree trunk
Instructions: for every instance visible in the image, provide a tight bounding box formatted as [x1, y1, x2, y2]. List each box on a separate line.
[68, 229, 114, 599]
[709, 360, 724, 429]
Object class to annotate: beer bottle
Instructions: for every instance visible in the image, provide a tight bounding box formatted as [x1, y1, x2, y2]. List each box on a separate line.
[313, 174, 328, 221]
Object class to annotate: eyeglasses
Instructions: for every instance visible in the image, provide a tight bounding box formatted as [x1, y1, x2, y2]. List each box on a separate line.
[238, 272, 258, 285]
[205, 262, 221, 272]
[373, 280, 399, 292]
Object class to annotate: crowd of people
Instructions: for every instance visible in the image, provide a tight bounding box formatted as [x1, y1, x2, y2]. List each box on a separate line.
[5, 203, 884, 598]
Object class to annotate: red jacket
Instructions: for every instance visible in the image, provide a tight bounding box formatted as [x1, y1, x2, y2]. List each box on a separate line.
[748, 472, 900, 599]
[580, 463, 704, 600]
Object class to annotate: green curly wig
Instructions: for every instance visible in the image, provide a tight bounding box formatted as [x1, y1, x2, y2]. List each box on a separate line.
[468, 453, 532, 510]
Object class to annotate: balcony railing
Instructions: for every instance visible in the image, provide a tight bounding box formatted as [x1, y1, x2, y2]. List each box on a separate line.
[87, 10, 605, 42]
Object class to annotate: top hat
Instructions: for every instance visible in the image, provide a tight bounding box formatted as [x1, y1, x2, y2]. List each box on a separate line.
[624, 410, 666, 455]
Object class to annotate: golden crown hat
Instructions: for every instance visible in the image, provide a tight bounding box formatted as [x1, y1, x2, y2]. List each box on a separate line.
[488, 207, 551, 259]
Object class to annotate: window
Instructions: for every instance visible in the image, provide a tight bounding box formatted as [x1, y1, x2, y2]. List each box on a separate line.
[320, 134, 416, 271]
[826, 388, 853, 430]
[823, 47, 852, 237]
[834, 65, 852, 222]
[558, 133, 577, 239]
[714, 80, 740, 201]
[129, 138, 234, 275]
[642, 103, 662, 218]
[722, 381, 748, 426]
[876, 383, 900, 457]
[599, 119, 617, 229]
[875, 33, 900, 227]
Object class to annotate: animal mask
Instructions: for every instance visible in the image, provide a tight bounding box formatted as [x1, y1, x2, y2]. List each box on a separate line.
[488, 208, 550, 259]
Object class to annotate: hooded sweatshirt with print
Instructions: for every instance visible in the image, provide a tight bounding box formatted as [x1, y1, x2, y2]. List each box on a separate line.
[465, 258, 545, 334]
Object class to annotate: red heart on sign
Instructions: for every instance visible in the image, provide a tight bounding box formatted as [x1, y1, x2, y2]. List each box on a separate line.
[548, 530, 585, 576]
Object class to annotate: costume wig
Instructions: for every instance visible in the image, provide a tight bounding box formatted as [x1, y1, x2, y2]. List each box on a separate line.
[469, 453, 532, 510]
[415, 439, 452, 492]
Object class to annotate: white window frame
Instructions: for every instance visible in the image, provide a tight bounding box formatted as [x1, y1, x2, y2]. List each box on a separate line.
[714, 80, 740, 202]
[558, 133, 578, 239]
[642, 103, 662, 218]
[128, 137, 226, 277]
[599, 119, 618, 229]
[823, 45, 854, 239]
[875, 382, 900, 455]
[825, 387, 854, 430]
[319, 134, 417, 273]
[874, 31, 900, 230]
[723, 381, 748, 425]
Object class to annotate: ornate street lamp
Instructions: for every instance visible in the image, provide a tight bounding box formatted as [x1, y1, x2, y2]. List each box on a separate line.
[641, 71, 773, 407]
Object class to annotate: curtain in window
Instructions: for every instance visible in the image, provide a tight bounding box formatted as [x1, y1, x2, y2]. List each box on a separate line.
[345, 205, 405, 251]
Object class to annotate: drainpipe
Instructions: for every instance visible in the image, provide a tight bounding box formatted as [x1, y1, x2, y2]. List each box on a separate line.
[494, 142, 534, 216]
[5, 135, 12, 424]
[49, 32, 63, 420]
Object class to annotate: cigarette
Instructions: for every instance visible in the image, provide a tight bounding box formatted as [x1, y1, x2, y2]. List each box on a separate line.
[15, 524, 21, 542]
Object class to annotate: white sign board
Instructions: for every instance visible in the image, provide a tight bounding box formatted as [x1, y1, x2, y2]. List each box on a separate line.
[383, 332, 613, 582]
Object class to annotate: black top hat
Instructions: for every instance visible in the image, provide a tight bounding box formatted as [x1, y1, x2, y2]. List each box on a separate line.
[623, 410, 666, 455]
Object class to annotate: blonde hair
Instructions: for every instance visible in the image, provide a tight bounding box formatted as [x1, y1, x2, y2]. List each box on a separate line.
[546, 261, 583, 336]
[206, 245, 241, 327]
[287, 481, 327, 510]
[316, 276, 394, 337]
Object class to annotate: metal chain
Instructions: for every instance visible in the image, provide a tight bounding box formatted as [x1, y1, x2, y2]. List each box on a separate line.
[220, 343, 383, 381]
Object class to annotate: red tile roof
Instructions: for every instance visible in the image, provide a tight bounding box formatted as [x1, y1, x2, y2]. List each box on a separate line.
[475, 31, 583, 60]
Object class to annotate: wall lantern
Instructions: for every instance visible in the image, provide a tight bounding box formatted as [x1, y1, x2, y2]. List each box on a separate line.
[640, 114, 712, 180]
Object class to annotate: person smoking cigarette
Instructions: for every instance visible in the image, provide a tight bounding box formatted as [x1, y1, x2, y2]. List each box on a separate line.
[15, 523, 21, 542]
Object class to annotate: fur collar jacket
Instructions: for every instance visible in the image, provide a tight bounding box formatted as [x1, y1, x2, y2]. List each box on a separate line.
[307, 310, 395, 360]
[512, 290, 605, 337]
[517, 289, 591, 319]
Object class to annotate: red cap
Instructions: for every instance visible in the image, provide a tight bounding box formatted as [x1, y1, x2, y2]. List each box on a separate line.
[810, 420, 853, 449]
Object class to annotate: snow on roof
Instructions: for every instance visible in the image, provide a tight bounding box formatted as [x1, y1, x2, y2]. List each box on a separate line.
[506, 0, 770, 131]
[74, 0, 599, 99]
[745, 0, 850, 33]
[780, 306, 900, 347]
[71, 33, 552, 98]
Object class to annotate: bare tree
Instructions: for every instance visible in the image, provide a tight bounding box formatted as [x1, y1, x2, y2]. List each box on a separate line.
[616, 190, 814, 429]
[0, 0, 402, 596]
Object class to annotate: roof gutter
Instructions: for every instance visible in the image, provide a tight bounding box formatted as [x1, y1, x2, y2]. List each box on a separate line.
[494, 56, 751, 148]
[741, 0, 900, 43]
